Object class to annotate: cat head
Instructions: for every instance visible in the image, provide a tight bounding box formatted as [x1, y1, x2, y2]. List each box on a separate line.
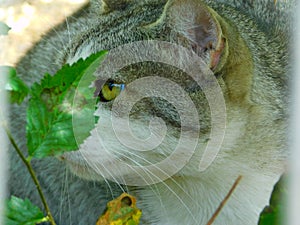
[60, 0, 255, 186]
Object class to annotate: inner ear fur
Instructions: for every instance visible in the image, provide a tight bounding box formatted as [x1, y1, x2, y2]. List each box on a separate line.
[161, 0, 229, 72]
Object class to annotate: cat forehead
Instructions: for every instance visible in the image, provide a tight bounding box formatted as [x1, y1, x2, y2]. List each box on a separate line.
[65, 0, 221, 74]
[65, 2, 166, 64]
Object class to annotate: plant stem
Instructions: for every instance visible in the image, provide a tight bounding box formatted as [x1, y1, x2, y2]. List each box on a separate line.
[5, 127, 57, 225]
[206, 175, 243, 225]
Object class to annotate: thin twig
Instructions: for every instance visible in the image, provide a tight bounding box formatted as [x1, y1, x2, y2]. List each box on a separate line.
[5, 127, 57, 225]
[206, 175, 243, 225]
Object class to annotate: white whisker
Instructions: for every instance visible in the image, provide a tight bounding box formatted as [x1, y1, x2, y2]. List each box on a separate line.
[108, 149, 199, 223]
[80, 150, 127, 194]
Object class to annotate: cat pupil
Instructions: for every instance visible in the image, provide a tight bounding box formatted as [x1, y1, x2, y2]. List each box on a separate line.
[108, 80, 114, 91]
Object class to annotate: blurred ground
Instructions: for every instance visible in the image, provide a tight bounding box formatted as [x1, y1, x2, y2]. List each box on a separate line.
[0, 0, 88, 66]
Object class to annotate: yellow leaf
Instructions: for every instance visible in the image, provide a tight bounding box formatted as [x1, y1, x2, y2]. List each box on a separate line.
[96, 193, 142, 225]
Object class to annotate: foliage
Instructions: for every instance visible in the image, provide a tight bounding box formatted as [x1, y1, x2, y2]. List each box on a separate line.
[97, 193, 142, 225]
[0, 21, 10, 35]
[5, 196, 46, 225]
[258, 175, 287, 225]
[3, 66, 29, 104]
[5, 50, 107, 225]
[7, 51, 107, 158]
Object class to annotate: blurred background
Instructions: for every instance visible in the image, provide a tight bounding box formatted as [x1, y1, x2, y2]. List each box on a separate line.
[0, 0, 88, 66]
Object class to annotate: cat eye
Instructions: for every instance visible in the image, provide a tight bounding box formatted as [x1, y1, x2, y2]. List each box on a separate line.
[97, 79, 125, 102]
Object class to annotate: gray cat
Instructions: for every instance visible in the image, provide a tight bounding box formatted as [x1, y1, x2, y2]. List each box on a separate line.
[9, 0, 292, 224]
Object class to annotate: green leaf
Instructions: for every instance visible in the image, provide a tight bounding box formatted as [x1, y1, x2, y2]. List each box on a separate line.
[26, 50, 107, 158]
[258, 175, 287, 225]
[5, 196, 47, 225]
[0, 22, 11, 35]
[1, 66, 29, 104]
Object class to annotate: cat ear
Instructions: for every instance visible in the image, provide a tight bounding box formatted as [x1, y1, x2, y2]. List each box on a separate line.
[101, 0, 130, 12]
[157, 0, 228, 72]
